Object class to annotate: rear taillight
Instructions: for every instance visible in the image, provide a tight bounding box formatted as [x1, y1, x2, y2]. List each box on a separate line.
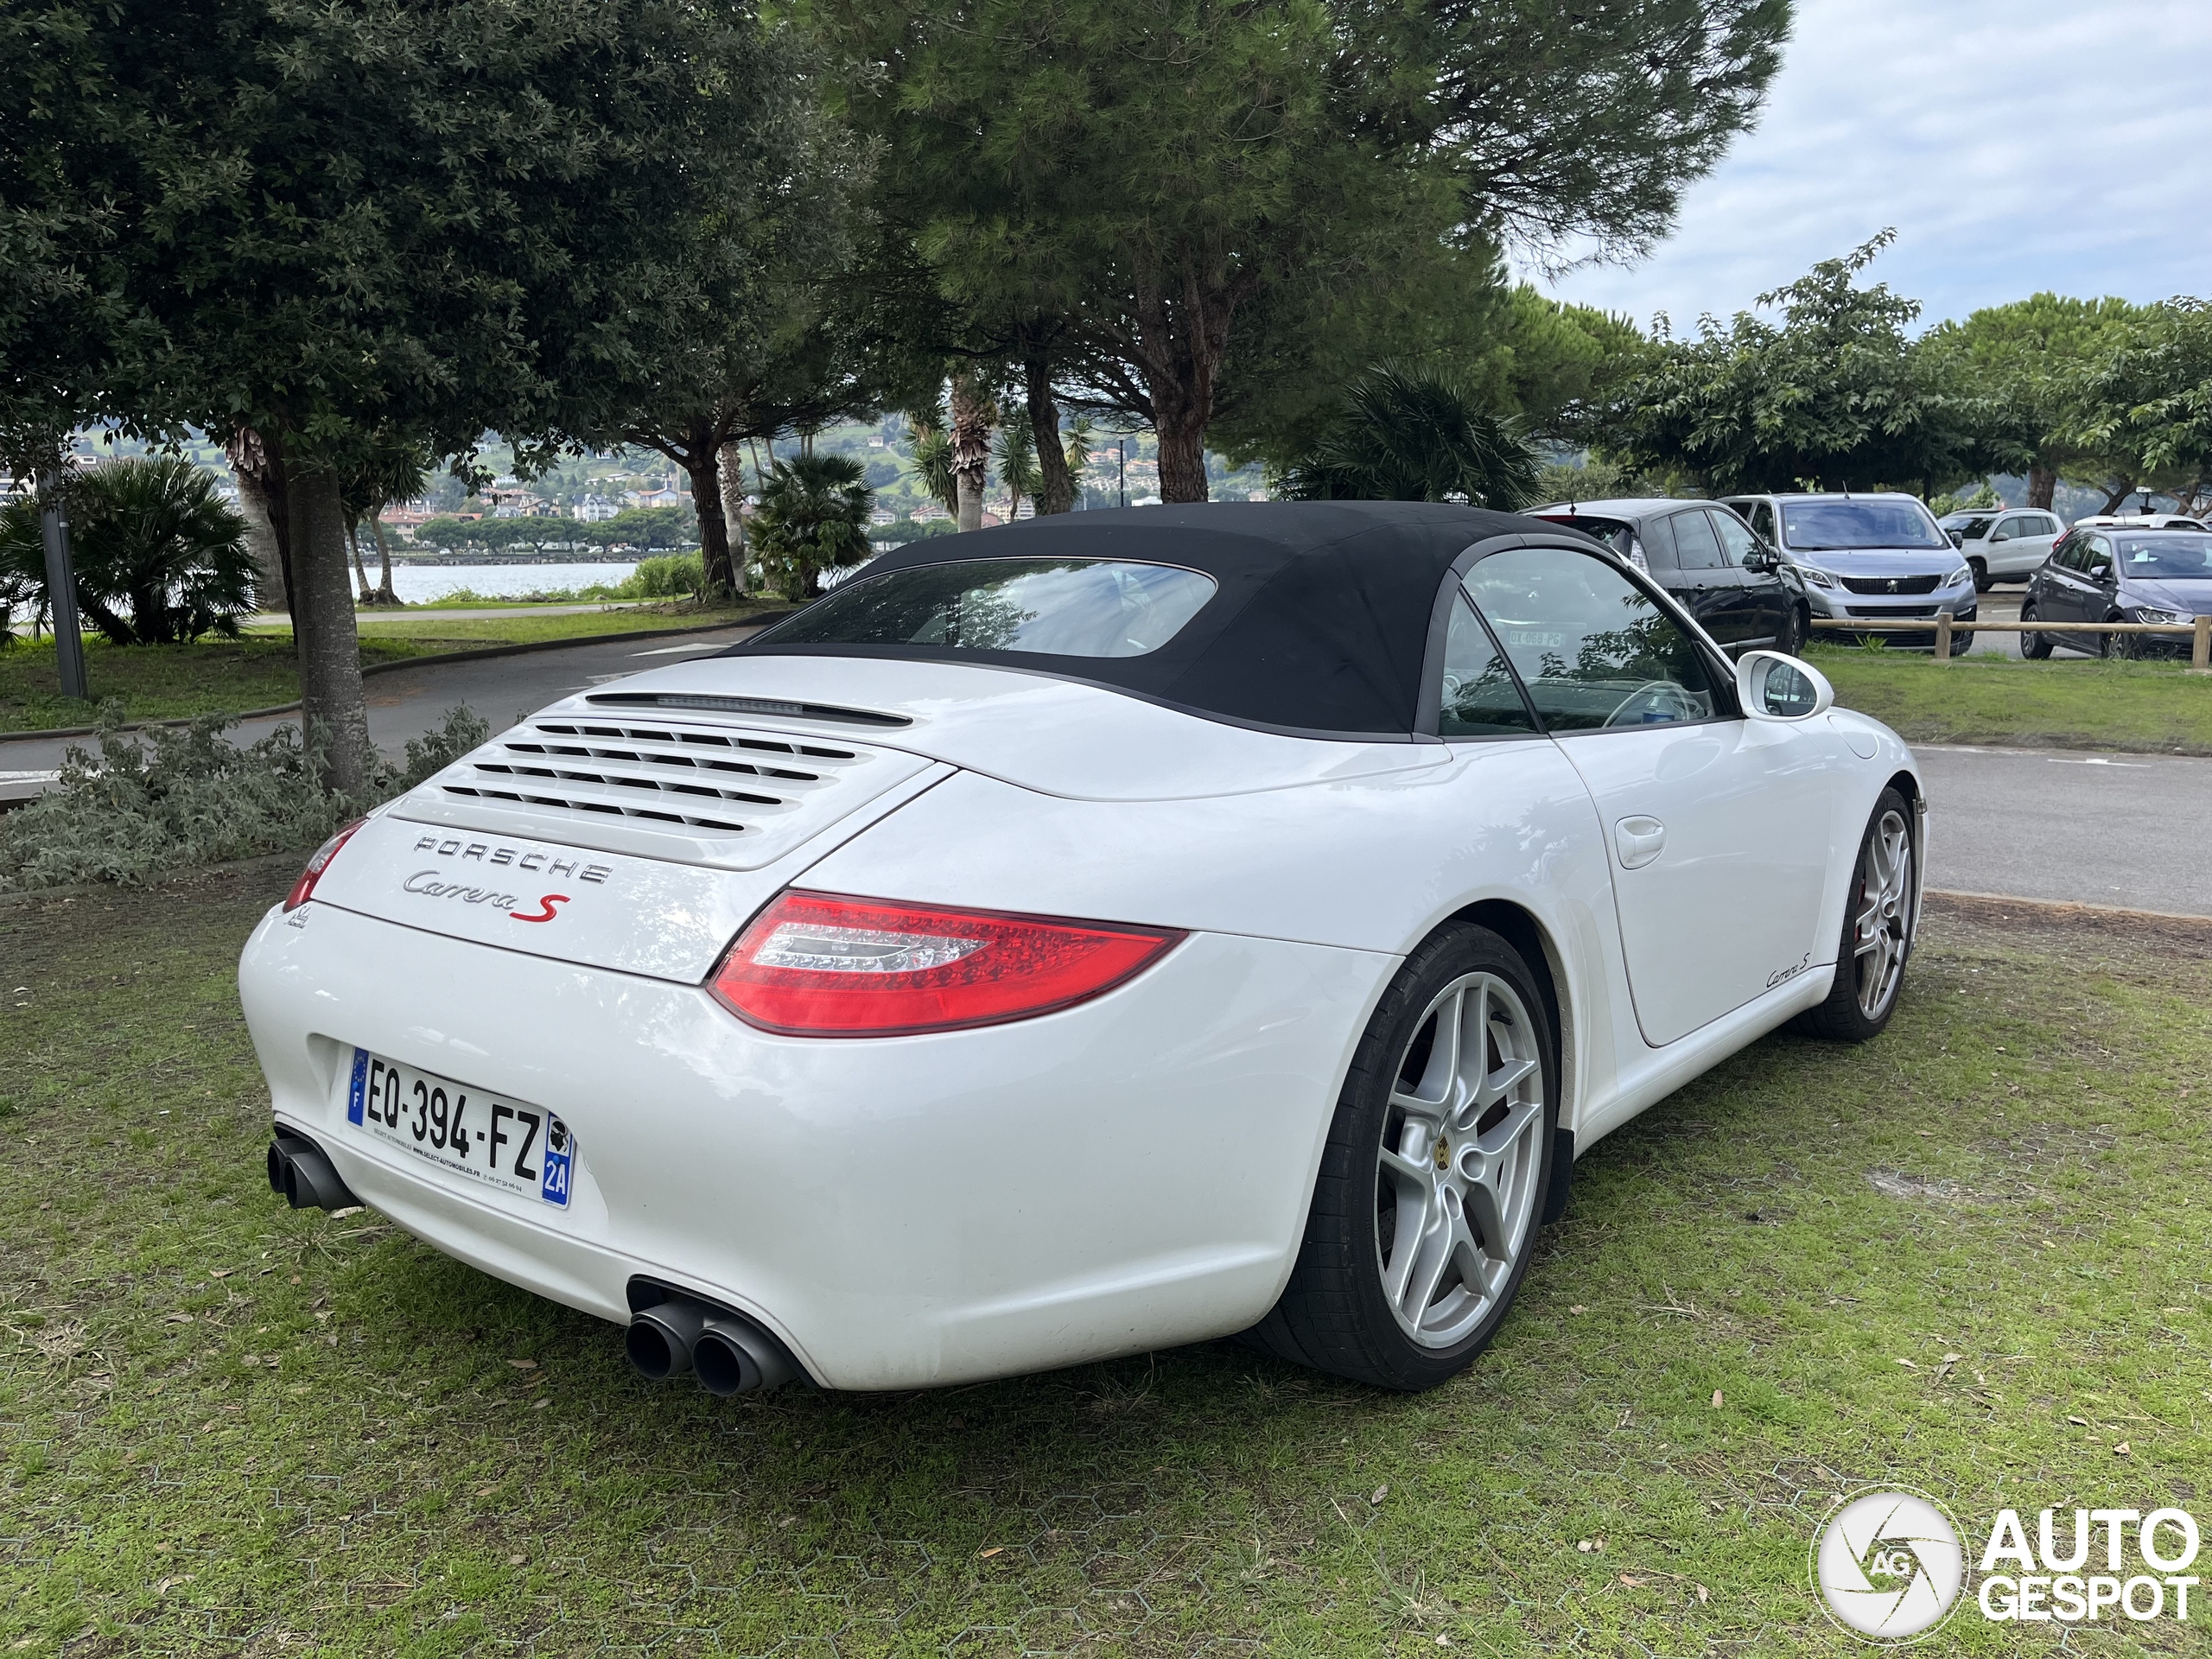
[709, 891, 1183, 1038]
[283, 819, 366, 912]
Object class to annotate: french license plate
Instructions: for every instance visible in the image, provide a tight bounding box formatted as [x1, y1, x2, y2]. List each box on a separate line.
[344, 1049, 575, 1208]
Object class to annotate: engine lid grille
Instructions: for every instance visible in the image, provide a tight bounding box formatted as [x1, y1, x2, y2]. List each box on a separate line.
[392, 715, 937, 870]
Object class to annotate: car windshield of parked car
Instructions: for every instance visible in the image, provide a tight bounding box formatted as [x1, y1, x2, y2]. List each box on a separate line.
[2116, 536, 2212, 580]
[760, 558, 1218, 658]
[1943, 514, 1999, 538]
[1779, 500, 1949, 551]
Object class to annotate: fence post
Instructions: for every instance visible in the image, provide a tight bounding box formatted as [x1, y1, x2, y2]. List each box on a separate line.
[2194, 615, 2211, 676]
[1932, 611, 1954, 662]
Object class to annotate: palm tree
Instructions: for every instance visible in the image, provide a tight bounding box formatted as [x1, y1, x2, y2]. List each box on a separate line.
[905, 401, 959, 519]
[948, 369, 995, 531]
[0, 458, 256, 645]
[994, 418, 1039, 520]
[1063, 416, 1095, 507]
[1279, 363, 1541, 510]
[751, 454, 874, 599]
[342, 440, 431, 607]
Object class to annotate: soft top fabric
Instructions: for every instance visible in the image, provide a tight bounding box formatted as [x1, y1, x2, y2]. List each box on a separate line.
[737, 501, 1537, 737]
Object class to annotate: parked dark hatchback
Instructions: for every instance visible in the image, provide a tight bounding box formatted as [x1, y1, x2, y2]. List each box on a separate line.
[2020, 525, 2212, 658]
[1525, 499, 1807, 653]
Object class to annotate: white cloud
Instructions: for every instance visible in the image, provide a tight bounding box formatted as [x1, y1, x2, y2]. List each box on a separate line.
[1534, 0, 2212, 331]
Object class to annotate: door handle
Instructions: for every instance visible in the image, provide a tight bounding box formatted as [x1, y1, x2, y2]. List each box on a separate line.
[1613, 815, 1666, 870]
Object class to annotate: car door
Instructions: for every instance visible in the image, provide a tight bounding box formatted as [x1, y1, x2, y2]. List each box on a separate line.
[2037, 534, 2088, 640]
[1655, 508, 1744, 645]
[2010, 512, 2060, 577]
[1709, 507, 1787, 646]
[1986, 513, 2044, 579]
[1464, 544, 1842, 1046]
[2076, 533, 2121, 649]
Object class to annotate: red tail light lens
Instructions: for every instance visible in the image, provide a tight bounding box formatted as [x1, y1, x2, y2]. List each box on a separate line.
[283, 818, 366, 912]
[710, 891, 1184, 1037]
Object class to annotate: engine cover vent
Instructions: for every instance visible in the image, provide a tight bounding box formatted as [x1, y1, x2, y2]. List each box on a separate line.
[392, 715, 937, 870]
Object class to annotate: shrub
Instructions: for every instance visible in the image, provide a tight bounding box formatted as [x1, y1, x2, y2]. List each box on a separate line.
[751, 455, 873, 599]
[616, 551, 709, 600]
[0, 702, 490, 893]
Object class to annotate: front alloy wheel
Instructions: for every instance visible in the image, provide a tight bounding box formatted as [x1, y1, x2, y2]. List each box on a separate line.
[1252, 924, 1557, 1389]
[1796, 786, 1916, 1042]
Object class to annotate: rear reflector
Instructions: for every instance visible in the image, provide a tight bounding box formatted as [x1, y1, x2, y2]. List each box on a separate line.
[709, 891, 1183, 1037]
[283, 818, 366, 912]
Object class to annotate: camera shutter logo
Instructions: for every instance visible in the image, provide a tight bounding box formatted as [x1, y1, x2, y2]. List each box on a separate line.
[1813, 1490, 1966, 1643]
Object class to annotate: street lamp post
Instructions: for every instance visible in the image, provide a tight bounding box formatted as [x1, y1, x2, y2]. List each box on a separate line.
[35, 471, 89, 702]
[1117, 441, 1126, 509]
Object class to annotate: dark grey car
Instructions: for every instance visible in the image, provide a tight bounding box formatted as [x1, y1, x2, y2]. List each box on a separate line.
[2021, 524, 2212, 658]
[1524, 499, 1807, 653]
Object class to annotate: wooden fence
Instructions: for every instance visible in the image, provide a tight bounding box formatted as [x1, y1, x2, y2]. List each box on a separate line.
[1809, 613, 2212, 673]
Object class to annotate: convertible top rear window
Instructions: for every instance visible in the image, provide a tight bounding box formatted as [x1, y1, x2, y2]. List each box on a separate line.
[760, 558, 1216, 659]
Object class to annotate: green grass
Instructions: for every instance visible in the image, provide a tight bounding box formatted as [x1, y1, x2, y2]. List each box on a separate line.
[1813, 645, 2212, 753]
[3, 874, 2207, 1654]
[0, 606, 773, 733]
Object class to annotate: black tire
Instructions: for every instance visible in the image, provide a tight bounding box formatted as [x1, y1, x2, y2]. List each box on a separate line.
[1947, 623, 1973, 658]
[1795, 787, 1916, 1044]
[2020, 602, 2053, 659]
[1970, 558, 1991, 593]
[1252, 924, 1558, 1391]
[1775, 602, 1808, 657]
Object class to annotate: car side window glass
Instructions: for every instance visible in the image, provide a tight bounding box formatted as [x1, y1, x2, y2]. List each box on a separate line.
[1465, 546, 1718, 733]
[1990, 517, 2017, 541]
[1710, 510, 1763, 568]
[2088, 534, 2115, 577]
[1750, 501, 1779, 543]
[1640, 512, 1678, 569]
[1437, 594, 1538, 738]
[1669, 511, 1725, 570]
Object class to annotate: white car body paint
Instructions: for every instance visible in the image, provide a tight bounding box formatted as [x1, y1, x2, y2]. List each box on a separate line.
[239, 646, 1924, 1390]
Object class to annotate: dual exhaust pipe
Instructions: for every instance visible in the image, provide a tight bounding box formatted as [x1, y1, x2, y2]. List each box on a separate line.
[267, 1127, 361, 1211]
[626, 1294, 796, 1395]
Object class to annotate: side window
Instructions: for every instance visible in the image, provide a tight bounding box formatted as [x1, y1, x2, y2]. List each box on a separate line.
[1710, 510, 1763, 568]
[1639, 512, 1678, 569]
[1749, 500, 1779, 543]
[1465, 547, 1719, 733]
[2054, 534, 2082, 570]
[1437, 594, 1538, 737]
[1989, 516, 2018, 542]
[1669, 511, 1725, 570]
[2086, 534, 2116, 576]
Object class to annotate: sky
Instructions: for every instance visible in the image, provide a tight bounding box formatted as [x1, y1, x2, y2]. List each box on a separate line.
[1537, 0, 2212, 334]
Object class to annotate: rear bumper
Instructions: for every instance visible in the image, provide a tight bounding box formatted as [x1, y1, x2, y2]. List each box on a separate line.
[238, 900, 1392, 1389]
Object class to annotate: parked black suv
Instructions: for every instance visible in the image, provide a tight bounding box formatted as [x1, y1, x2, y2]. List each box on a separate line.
[1524, 498, 1807, 653]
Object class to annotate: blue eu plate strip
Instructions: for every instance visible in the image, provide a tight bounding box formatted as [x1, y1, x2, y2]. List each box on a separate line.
[346, 1048, 369, 1125]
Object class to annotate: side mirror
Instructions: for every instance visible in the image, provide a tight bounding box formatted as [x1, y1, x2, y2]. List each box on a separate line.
[1746, 548, 1777, 573]
[1946, 529, 1964, 548]
[1736, 650, 1834, 722]
[2090, 561, 2113, 582]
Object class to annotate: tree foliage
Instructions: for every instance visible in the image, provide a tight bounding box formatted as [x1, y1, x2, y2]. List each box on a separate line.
[1605, 232, 1993, 493]
[1277, 363, 1541, 508]
[751, 454, 874, 598]
[813, 0, 1789, 501]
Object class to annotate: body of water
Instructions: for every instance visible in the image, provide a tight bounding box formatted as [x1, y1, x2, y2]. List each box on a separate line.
[386, 562, 640, 604]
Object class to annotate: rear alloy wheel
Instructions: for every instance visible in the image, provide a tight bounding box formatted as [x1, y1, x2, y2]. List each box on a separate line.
[2020, 601, 2053, 659]
[1252, 925, 1556, 1389]
[1795, 788, 1916, 1043]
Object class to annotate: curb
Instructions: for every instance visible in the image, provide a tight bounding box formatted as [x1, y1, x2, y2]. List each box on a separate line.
[1925, 887, 2212, 926]
[0, 611, 793, 747]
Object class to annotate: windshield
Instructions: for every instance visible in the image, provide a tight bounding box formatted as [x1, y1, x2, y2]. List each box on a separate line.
[1779, 499, 1949, 552]
[1535, 515, 1633, 556]
[2117, 535, 2212, 580]
[758, 557, 1217, 658]
[1942, 514, 1999, 538]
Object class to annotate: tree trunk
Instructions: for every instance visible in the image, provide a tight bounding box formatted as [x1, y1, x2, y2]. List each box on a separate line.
[1026, 356, 1075, 515]
[2098, 478, 2136, 512]
[233, 464, 290, 614]
[685, 436, 735, 596]
[2026, 463, 2056, 512]
[288, 467, 373, 797]
[348, 522, 373, 603]
[950, 372, 992, 532]
[717, 439, 753, 594]
[1154, 416, 1210, 503]
[370, 518, 398, 606]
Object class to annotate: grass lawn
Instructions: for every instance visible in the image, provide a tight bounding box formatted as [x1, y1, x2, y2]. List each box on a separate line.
[1812, 645, 2212, 754]
[3, 872, 2205, 1655]
[0, 606, 775, 733]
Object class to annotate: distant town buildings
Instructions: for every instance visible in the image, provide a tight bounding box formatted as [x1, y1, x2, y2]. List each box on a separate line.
[573, 493, 620, 522]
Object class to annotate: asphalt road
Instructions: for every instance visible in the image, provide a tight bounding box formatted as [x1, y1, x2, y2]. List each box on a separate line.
[6, 619, 2208, 916]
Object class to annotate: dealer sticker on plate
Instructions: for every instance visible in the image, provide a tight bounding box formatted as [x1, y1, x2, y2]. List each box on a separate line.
[345, 1048, 574, 1208]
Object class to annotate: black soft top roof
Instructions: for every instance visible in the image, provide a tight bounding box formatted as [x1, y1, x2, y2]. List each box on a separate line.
[736, 501, 1576, 739]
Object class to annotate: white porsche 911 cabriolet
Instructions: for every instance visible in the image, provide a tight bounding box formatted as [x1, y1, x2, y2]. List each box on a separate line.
[242, 503, 1924, 1394]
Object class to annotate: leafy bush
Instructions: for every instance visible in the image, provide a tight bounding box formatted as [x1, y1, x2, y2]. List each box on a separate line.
[0, 459, 256, 645]
[0, 702, 490, 893]
[1278, 363, 1541, 509]
[615, 551, 709, 600]
[752, 454, 874, 599]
